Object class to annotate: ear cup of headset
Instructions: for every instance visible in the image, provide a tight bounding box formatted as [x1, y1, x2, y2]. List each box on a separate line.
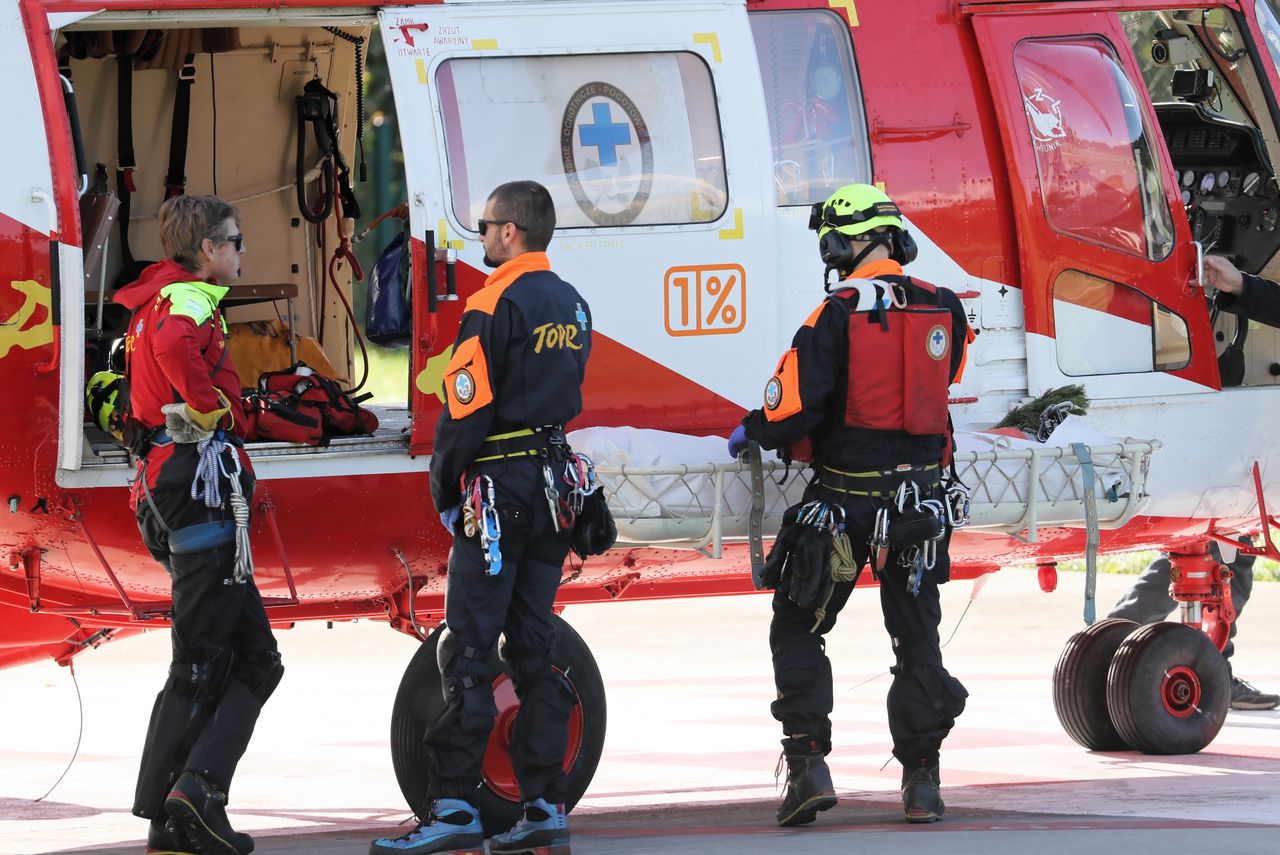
[892, 229, 919, 265]
[819, 231, 854, 271]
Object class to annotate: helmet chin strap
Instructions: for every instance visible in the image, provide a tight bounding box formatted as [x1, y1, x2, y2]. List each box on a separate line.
[826, 233, 892, 290]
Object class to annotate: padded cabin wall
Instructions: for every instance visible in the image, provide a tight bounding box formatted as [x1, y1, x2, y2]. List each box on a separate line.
[61, 24, 368, 384]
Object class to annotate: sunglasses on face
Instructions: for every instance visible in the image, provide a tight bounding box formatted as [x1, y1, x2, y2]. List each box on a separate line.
[218, 233, 245, 252]
[477, 219, 522, 236]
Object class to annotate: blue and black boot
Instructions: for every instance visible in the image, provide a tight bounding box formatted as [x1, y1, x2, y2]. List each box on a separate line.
[368, 799, 485, 855]
[487, 798, 570, 855]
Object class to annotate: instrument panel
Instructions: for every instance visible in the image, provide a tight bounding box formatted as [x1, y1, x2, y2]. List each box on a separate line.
[1157, 103, 1280, 272]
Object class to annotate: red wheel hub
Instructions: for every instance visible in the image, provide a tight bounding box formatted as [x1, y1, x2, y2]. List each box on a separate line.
[1160, 665, 1202, 718]
[480, 668, 584, 801]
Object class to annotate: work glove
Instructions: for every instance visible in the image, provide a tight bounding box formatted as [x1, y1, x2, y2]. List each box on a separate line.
[727, 423, 750, 459]
[439, 505, 460, 535]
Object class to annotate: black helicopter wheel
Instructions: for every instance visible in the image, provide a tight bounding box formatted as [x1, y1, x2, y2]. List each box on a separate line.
[1106, 622, 1229, 755]
[1052, 618, 1137, 751]
[389, 614, 607, 835]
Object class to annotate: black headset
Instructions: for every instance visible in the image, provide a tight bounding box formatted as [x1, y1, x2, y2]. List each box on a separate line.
[809, 200, 918, 286]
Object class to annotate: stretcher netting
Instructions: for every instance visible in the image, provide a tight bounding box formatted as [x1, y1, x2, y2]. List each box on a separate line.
[568, 417, 1158, 554]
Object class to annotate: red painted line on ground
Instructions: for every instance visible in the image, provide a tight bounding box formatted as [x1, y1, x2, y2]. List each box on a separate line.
[581, 816, 1280, 838]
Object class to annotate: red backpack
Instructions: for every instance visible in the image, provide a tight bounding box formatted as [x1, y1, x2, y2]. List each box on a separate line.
[244, 363, 378, 445]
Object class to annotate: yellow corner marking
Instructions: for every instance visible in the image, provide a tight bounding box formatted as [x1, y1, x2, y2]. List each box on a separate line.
[719, 208, 744, 241]
[416, 344, 455, 403]
[435, 219, 464, 251]
[693, 32, 722, 63]
[471, 38, 498, 50]
[829, 0, 859, 26]
[0, 280, 53, 359]
[415, 58, 429, 86]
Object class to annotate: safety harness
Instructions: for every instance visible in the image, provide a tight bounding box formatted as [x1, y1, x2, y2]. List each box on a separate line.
[461, 427, 604, 574]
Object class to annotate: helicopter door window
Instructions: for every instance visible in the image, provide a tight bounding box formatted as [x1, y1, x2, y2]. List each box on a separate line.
[1014, 37, 1176, 261]
[435, 52, 727, 230]
[1053, 269, 1190, 375]
[748, 10, 871, 206]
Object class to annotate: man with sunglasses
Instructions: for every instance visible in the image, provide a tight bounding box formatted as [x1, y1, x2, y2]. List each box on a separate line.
[371, 180, 591, 855]
[115, 195, 280, 855]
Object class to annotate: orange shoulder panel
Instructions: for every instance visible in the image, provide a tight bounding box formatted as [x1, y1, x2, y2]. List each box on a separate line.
[764, 348, 803, 422]
[801, 302, 826, 329]
[444, 335, 493, 418]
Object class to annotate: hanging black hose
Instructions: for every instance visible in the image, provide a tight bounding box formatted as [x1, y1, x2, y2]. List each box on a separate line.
[324, 26, 367, 183]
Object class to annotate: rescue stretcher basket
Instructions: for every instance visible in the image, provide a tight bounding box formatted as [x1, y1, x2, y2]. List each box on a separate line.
[595, 439, 1160, 556]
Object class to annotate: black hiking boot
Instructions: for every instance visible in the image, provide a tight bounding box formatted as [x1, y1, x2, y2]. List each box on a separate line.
[901, 763, 944, 823]
[146, 817, 195, 855]
[164, 772, 254, 854]
[776, 753, 837, 827]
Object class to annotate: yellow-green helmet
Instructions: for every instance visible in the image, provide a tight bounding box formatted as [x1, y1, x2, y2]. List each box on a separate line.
[810, 183, 905, 238]
[86, 370, 125, 440]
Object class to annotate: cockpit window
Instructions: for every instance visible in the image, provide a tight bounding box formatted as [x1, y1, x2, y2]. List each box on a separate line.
[748, 10, 871, 206]
[1123, 11, 1250, 125]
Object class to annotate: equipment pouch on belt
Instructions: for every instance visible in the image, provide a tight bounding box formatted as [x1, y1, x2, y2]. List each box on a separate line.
[571, 488, 617, 559]
[886, 507, 944, 550]
[763, 501, 836, 610]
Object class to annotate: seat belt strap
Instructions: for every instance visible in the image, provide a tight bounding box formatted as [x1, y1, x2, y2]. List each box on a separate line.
[164, 53, 196, 199]
[116, 50, 137, 269]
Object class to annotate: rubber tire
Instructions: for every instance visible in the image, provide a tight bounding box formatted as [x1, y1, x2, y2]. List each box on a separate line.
[389, 614, 607, 836]
[1052, 618, 1137, 751]
[1106, 622, 1229, 755]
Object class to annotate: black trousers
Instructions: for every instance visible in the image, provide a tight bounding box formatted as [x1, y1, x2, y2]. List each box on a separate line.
[770, 486, 967, 769]
[133, 446, 281, 818]
[425, 456, 576, 804]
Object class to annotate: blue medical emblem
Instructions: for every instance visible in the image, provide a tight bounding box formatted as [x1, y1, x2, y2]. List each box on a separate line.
[453, 369, 475, 404]
[561, 82, 654, 227]
[926, 325, 949, 361]
[578, 102, 632, 167]
[764, 377, 783, 410]
[575, 303, 588, 331]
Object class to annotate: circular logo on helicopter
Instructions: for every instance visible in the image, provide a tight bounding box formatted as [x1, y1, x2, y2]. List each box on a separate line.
[926, 324, 950, 361]
[453, 370, 475, 404]
[561, 82, 654, 226]
[764, 377, 783, 410]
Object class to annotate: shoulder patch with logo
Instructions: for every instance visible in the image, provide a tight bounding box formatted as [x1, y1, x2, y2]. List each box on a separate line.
[444, 335, 492, 418]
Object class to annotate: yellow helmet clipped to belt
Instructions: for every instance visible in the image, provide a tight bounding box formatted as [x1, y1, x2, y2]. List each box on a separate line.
[808, 183, 918, 281]
[86, 370, 125, 442]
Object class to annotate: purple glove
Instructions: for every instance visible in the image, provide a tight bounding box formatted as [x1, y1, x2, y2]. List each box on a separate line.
[439, 506, 460, 535]
[727, 423, 750, 459]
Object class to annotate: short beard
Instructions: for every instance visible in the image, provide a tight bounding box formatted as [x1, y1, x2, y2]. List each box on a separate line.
[483, 252, 501, 269]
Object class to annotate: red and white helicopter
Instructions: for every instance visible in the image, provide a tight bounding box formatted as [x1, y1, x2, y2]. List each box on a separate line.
[4, 0, 1280, 828]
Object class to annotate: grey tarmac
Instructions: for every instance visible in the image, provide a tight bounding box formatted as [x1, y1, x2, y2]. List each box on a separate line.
[2, 567, 1277, 854]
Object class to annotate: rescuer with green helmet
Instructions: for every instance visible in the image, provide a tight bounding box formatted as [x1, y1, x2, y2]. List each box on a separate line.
[728, 183, 974, 827]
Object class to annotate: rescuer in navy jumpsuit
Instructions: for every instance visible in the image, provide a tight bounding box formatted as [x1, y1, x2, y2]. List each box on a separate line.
[371, 181, 591, 855]
[729, 184, 972, 828]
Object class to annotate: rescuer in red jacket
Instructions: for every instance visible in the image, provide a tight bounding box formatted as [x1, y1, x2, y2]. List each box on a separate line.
[115, 195, 281, 855]
[729, 184, 973, 827]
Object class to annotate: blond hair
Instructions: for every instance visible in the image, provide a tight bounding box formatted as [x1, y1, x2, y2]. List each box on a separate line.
[159, 195, 240, 273]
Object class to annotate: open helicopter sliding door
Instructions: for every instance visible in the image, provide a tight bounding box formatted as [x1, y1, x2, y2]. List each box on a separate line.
[376, 0, 771, 827]
[3, 1, 87, 475]
[971, 8, 1220, 400]
[379, 1, 774, 455]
